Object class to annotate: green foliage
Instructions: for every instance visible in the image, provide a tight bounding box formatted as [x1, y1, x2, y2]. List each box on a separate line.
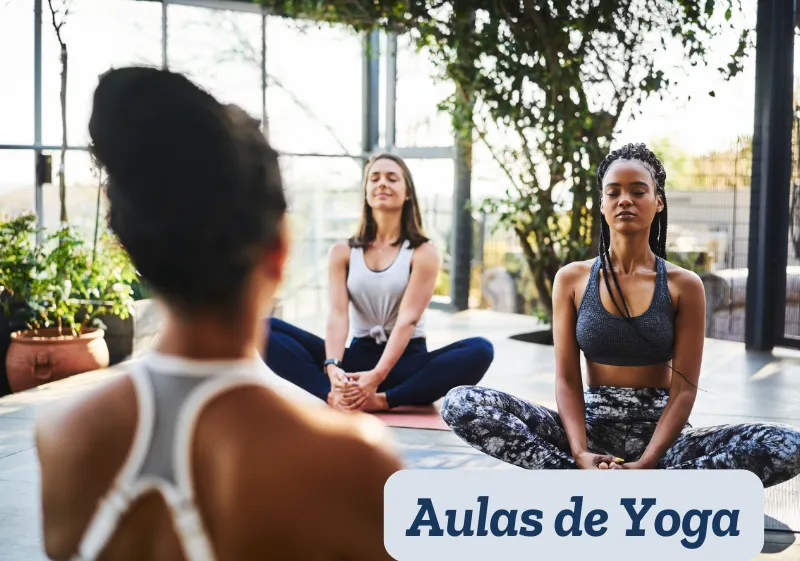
[0, 213, 138, 336]
[130, 278, 154, 301]
[0, 212, 39, 325]
[667, 250, 709, 275]
[652, 135, 753, 191]
[257, 0, 751, 320]
[649, 137, 696, 190]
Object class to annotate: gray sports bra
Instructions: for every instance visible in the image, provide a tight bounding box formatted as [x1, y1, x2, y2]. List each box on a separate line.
[70, 352, 270, 561]
[575, 256, 675, 367]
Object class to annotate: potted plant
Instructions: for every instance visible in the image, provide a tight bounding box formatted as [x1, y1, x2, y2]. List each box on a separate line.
[0, 212, 39, 396]
[87, 232, 145, 365]
[3, 217, 136, 393]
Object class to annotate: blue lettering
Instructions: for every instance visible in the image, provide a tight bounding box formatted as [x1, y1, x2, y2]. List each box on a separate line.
[406, 498, 444, 537]
[712, 510, 740, 537]
[519, 510, 543, 537]
[445, 509, 474, 537]
[654, 509, 680, 537]
[681, 509, 712, 550]
[555, 496, 584, 537]
[621, 498, 656, 536]
[490, 509, 519, 537]
[585, 509, 608, 537]
[476, 495, 489, 536]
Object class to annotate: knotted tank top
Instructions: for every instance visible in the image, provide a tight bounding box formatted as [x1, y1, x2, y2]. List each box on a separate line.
[346, 239, 426, 344]
[575, 256, 675, 366]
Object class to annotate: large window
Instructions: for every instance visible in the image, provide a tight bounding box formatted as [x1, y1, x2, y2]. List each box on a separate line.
[166, 5, 264, 120]
[0, 2, 34, 145]
[40, 0, 163, 148]
[265, 18, 363, 155]
[278, 155, 363, 320]
[0, 150, 35, 216]
[40, 150, 106, 237]
[0, 2, 462, 325]
[394, 34, 453, 148]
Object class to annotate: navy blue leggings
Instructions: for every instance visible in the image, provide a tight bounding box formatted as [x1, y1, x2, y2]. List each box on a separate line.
[264, 318, 494, 408]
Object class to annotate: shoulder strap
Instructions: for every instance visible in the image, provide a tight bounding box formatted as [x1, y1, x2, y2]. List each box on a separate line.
[395, 239, 414, 271]
[656, 257, 672, 302]
[169, 373, 269, 561]
[173, 373, 265, 498]
[73, 367, 267, 561]
[577, 257, 602, 315]
[72, 366, 156, 561]
[588, 257, 602, 288]
[349, 245, 366, 271]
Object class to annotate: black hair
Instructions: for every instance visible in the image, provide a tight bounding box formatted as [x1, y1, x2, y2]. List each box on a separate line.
[88, 66, 287, 315]
[596, 143, 703, 392]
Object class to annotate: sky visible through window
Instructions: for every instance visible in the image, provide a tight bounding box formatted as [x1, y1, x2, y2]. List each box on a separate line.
[0, 0, 794, 204]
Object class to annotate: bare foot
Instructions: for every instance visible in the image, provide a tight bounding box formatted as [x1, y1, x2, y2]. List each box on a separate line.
[328, 391, 366, 413]
[327, 391, 350, 411]
[359, 393, 389, 413]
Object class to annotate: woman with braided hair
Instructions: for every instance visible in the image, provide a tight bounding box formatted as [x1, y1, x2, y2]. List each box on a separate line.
[442, 142, 800, 487]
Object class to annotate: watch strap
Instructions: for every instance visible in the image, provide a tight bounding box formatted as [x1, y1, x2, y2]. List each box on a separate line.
[323, 358, 342, 372]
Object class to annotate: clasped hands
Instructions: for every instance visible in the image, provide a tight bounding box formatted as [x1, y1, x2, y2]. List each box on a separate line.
[574, 451, 654, 470]
[327, 365, 382, 411]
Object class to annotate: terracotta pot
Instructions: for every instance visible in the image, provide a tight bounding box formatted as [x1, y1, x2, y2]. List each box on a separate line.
[6, 328, 110, 393]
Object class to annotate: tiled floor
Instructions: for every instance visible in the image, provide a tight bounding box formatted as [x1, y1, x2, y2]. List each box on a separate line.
[1, 309, 799, 560]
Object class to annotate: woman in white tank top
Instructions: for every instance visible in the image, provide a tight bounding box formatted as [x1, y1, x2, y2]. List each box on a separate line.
[265, 154, 495, 412]
[34, 67, 400, 561]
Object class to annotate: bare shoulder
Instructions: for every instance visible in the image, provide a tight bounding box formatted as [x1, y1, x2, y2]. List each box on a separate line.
[663, 260, 705, 303]
[663, 260, 704, 289]
[36, 374, 138, 558]
[554, 259, 595, 290]
[557, 259, 594, 278]
[200, 385, 401, 485]
[196, 386, 401, 550]
[413, 241, 441, 264]
[329, 240, 351, 263]
[36, 373, 136, 466]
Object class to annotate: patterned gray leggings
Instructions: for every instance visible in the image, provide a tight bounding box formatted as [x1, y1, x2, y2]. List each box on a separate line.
[441, 385, 800, 488]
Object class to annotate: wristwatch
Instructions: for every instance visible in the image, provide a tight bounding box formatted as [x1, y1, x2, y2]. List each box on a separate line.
[323, 358, 343, 374]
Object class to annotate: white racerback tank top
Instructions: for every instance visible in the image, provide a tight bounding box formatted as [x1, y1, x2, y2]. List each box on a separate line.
[70, 352, 271, 561]
[346, 239, 426, 344]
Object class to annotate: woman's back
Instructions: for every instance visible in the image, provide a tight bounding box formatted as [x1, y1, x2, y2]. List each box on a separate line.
[36, 352, 399, 561]
[34, 66, 401, 560]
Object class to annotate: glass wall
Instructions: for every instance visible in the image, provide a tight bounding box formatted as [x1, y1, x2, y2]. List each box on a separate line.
[1, 0, 162, 237]
[0, 2, 35, 145]
[1, 3, 36, 218]
[0, 151, 36, 217]
[40, 0, 163, 148]
[0, 0, 456, 327]
[394, 33, 453, 148]
[1, 0, 787, 341]
[166, 5, 264, 120]
[278, 155, 363, 319]
[265, 18, 363, 156]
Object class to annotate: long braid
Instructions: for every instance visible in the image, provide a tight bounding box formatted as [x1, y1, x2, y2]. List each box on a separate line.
[596, 143, 704, 392]
[658, 197, 668, 259]
[598, 217, 631, 319]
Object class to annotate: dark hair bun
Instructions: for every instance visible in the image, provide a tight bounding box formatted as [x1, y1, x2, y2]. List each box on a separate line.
[89, 66, 287, 313]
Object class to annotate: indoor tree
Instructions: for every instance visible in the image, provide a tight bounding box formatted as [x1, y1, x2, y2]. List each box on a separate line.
[46, 0, 71, 224]
[255, 0, 751, 319]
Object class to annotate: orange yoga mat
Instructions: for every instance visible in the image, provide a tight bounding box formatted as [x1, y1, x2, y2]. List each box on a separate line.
[371, 405, 451, 431]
